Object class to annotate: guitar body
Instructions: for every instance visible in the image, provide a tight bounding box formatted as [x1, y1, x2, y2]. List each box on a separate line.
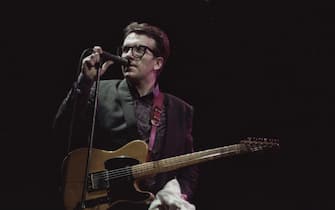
[62, 140, 154, 210]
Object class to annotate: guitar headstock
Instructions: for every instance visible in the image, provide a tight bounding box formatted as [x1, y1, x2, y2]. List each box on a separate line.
[240, 137, 280, 152]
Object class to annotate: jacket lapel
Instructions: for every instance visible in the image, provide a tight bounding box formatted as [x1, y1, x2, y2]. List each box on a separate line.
[116, 79, 138, 137]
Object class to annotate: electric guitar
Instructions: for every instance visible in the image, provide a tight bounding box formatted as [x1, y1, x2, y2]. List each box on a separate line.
[62, 137, 279, 210]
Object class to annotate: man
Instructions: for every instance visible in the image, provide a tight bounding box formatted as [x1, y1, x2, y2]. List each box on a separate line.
[54, 22, 198, 210]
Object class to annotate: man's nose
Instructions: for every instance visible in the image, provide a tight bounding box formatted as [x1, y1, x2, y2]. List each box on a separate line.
[124, 48, 133, 58]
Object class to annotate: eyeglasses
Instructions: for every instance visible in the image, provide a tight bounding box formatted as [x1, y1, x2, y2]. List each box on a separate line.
[118, 45, 157, 59]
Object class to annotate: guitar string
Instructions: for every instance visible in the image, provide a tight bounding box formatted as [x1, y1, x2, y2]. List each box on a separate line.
[90, 147, 230, 180]
[89, 159, 188, 186]
[89, 145, 264, 184]
[89, 157, 214, 186]
[88, 143, 277, 186]
[89, 147, 242, 185]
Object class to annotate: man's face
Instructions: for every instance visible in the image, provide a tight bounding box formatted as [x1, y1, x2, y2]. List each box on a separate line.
[121, 32, 162, 82]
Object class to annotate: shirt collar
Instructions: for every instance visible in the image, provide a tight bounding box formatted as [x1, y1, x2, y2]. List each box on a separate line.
[126, 79, 160, 101]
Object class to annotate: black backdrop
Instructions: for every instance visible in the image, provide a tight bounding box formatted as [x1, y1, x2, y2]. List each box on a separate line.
[2, 1, 334, 210]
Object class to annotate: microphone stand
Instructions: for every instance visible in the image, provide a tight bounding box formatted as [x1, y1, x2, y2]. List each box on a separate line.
[79, 61, 102, 209]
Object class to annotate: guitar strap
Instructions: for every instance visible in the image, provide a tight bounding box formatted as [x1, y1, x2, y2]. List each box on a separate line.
[148, 86, 164, 159]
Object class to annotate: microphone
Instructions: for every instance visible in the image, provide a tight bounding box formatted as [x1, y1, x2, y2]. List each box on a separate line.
[100, 50, 130, 66]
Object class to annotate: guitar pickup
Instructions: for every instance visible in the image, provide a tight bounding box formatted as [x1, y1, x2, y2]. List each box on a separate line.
[87, 171, 110, 192]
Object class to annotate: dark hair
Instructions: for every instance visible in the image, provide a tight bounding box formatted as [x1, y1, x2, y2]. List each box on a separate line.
[122, 22, 170, 64]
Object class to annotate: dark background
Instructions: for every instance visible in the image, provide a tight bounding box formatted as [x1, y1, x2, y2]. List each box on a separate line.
[2, 1, 334, 209]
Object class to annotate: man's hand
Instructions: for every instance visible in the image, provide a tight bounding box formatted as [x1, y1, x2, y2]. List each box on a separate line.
[81, 46, 114, 81]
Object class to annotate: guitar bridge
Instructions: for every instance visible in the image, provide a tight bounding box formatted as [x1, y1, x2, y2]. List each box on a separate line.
[77, 196, 111, 209]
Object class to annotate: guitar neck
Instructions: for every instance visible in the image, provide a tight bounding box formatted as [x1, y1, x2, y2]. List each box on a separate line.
[131, 143, 248, 178]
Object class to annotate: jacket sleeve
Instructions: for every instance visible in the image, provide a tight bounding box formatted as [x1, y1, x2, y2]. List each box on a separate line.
[52, 73, 95, 150]
[176, 106, 199, 201]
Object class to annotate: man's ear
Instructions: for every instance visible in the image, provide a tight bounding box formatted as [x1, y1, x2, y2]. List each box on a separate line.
[153, 57, 164, 72]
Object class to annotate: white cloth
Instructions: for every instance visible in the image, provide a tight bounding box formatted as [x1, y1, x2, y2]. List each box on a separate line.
[148, 178, 196, 210]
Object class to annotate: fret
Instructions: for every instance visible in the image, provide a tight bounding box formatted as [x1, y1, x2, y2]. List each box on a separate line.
[131, 144, 248, 178]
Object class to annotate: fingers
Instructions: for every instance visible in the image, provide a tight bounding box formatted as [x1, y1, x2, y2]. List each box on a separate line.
[81, 46, 103, 80]
[81, 46, 116, 80]
[82, 46, 103, 68]
[101, 60, 115, 75]
[93, 46, 103, 54]
[82, 53, 98, 68]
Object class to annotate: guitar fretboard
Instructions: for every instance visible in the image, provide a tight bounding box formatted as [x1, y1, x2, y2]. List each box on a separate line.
[131, 144, 248, 178]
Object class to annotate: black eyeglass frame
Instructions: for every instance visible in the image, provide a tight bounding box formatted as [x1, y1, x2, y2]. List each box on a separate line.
[117, 45, 159, 59]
